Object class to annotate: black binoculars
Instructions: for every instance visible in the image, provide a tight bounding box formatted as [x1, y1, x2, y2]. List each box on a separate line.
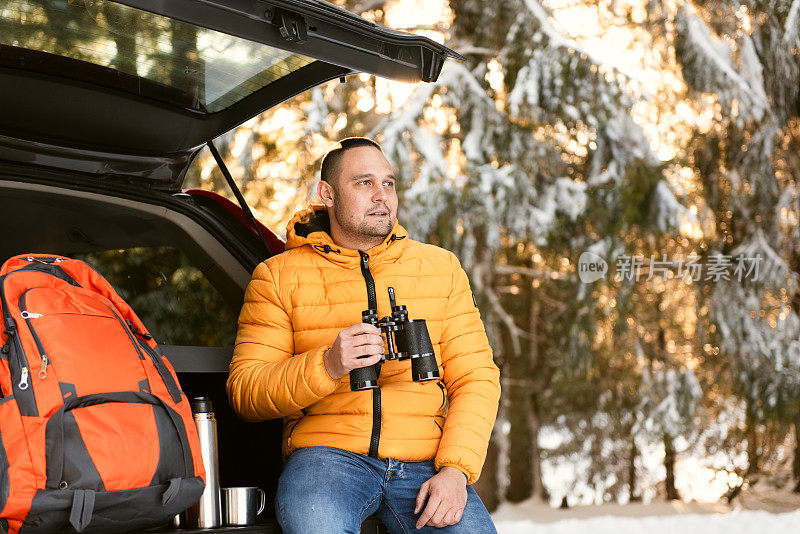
[349, 287, 440, 391]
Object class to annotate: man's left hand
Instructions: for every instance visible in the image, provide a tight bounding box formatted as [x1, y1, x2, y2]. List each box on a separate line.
[414, 466, 468, 529]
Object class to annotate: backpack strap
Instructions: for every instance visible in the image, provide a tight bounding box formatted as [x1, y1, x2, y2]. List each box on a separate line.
[69, 489, 95, 533]
[162, 478, 182, 506]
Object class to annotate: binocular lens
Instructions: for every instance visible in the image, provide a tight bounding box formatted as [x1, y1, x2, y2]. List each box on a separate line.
[350, 363, 380, 391]
[350, 292, 440, 391]
[350, 309, 382, 391]
[404, 319, 440, 382]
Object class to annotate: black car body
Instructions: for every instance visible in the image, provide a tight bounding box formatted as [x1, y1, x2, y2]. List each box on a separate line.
[0, 0, 459, 530]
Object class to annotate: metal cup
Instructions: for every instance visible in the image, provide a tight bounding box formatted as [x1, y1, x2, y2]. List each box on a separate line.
[170, 512, 186, 528]
[222, 487, 266, 526]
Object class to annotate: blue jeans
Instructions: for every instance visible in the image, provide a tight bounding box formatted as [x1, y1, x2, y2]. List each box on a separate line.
[276, 446, 497, 534]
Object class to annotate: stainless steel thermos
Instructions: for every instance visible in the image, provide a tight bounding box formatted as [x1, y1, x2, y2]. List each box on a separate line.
[187, 396, 221, 528]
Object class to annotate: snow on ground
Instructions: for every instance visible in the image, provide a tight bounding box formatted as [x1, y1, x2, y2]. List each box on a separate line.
[494, 510, 800, 533]
[492, 501, 800, 533]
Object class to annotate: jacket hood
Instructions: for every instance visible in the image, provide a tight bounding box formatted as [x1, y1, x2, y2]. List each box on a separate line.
[285, 205, 409, 265]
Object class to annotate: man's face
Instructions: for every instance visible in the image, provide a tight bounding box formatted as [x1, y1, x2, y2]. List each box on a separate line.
[327, 146, 398, 245]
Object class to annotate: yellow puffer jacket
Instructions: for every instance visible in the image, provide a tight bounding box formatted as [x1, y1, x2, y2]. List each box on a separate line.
[227, 205, 500, 484]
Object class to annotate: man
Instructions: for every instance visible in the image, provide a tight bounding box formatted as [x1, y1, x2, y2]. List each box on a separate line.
[227, 137, 501, 533]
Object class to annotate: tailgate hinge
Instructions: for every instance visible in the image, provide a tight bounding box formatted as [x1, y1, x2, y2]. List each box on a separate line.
[270, 9, 308, 43]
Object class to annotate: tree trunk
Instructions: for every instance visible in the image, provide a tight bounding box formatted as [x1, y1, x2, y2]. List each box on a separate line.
[528, 299, 547, 502]
[474, 365, 503, 512]
[472, 253, 510, 504]
[506, 294, 544, 502]
[745, 408, 760, 476]
[664, 435, 681, 501]
[506, 381, 532, 501]
[529, 399, 548, 501]
[793, 421, 800, 493]
[474, 430, 501, 511]
[792, 285, 800, 493]
[629, 437, 641, 502]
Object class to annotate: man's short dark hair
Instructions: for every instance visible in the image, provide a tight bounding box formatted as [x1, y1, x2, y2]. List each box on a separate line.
[320, 137, 384, 187]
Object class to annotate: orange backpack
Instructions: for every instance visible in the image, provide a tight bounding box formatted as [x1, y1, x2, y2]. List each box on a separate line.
[0, 254, 205, 533]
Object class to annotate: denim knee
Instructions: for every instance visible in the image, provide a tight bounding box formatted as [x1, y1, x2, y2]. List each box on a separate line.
[275, 447, 383, 534]
[276, 489, 366, 534]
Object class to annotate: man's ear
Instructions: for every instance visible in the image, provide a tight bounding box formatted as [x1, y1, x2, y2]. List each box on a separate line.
[317, 180, 335, 208]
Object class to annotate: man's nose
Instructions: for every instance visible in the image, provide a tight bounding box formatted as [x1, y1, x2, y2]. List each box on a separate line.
[372, 184, 388, 202]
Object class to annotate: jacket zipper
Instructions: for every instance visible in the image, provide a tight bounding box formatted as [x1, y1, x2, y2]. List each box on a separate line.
[359, 251, 378, 310]
[286, 413, 304, 449]
[434, 381, 446, 431]
[359, 251, 381, 458]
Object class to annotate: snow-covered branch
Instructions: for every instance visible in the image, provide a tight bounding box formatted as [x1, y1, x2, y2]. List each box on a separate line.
[494, 264, 574, 281]
[784, 0, 800, 45]
[472, 260, 527, 355]
[675, 6, 769, 122]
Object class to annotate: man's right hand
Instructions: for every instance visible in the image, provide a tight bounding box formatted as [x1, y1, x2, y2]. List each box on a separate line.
[323, 323, 385, 380]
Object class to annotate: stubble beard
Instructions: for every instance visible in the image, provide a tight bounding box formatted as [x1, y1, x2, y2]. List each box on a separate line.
[333, 202, 394, 242]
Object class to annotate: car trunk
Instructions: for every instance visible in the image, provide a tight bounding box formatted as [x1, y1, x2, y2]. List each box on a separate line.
[0, 172, 291, 530]
[0, 1, 459, 531]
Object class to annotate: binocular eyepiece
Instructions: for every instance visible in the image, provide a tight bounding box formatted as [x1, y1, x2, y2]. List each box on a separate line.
[349, 287, 440, 392]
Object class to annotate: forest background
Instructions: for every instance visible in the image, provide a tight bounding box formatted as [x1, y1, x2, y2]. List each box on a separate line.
[184, 0, 800, 511]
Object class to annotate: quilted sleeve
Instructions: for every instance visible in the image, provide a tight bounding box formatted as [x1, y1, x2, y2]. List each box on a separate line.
[434, 253, 501, 485]
[227, 260, 338, 421]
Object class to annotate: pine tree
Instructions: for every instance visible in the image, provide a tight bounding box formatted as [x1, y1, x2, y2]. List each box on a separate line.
[369, 0, 695, 504]
[674, 0, 800, 484]
[187, 0, 800, 504]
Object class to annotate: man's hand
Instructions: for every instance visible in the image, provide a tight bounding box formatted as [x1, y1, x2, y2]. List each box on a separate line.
[323, 323, 385, 380]
[414, 466, 468, 529]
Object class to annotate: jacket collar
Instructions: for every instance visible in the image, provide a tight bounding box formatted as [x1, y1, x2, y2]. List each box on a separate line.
[285, 205, 409, 266]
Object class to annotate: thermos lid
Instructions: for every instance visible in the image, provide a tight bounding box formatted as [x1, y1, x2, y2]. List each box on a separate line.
[191, 396, 213, 414]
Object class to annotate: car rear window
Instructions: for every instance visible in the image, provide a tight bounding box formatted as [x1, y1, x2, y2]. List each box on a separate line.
[1, 0, 315, 112]
[75, 246, 238, 347]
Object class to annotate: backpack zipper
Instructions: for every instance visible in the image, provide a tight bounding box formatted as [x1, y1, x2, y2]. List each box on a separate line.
[18, 365, 29, 390]
[100, 301, 181, 403]
[0, 264, 85, 414]
[100, 302, 182, 403]
[20, 290, 49, 379]
[359, 251, 381, 458]
[129, 326, 183, 404]
[0, 275, 37, 414]
[24, 257, 64, 264]
[3, 325, 30, 391]
[11, 278, 183, 405]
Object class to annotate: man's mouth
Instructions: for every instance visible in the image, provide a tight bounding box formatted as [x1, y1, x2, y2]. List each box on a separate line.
[368, 210, 389, 217]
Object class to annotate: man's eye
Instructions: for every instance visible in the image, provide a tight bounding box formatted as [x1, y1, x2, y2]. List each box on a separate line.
[384, 181, 395, 187]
